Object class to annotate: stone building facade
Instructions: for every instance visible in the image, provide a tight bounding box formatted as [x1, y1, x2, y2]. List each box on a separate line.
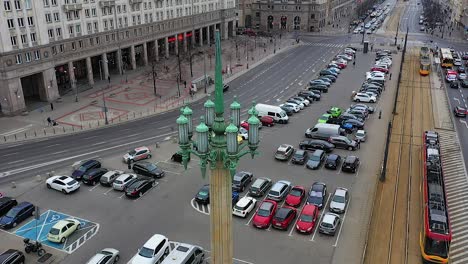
[0, 0, 236, 115]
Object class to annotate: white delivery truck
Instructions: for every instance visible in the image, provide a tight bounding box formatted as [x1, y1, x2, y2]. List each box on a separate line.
[255, 103, 289, 124]
[305, 123, 344, 140]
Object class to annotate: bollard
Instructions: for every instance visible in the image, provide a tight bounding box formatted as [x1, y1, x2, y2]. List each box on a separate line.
[44, 129, 46, 135]
[4, 136, 6, 142]
[11, 181, 16, 189]
[155, 142, 160, 148]
[14, 134, 17, 140]
[34, 131, 37, 137]
[133, 112, 136, 118]
[63, 127, 65, 133]
[379, 110, 382, 119]
[72, 126, 75, 132]
[25, 132, 27, 139]
[36, 175, 42, 182]
[53, 128, 56, 134]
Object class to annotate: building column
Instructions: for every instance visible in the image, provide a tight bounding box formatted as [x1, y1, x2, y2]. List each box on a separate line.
[101, 53, 109, 81]
[0, 78, 25, 114]
[143, 42, 149, 66]
[200, 28, 204, 46]
[117, 49, 123, 75]
[223, 22, 229, 40]
[191, 29, 196, 48]
[183, 32, 188, 53]
[42, 68, 59, 102]
[86, 57, 94, 86]
[68, 61, 77, 90]
[165, 37, 169, 58]
[130, 45, 137, 70]
[175, 34, 179, 55]
[207, 25, 211, 45]
[154, 40, 159, 61]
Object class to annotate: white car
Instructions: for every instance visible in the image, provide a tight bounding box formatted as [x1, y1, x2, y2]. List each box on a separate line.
[86, 248, 120, 264]
[366, 71, 385, 79]
[238, 127, 248, 140]
[113, 173, 137, 191]
[344, 48, 356, 54]
[46, 175, 80, 194]
[233, 196, 257, 218]
[458, 73, 467, 80]
[374, 63, 389, 70]
[365, 91, 379, 98]
[354, 93, 377, 103]
[355, 130, 367, 142]
[353, 28, 361, 34]
[377, 59, 392, 67]
[292, 97, 310, 106]
[131, 234, 170, 264]
[280, 103, 300, 113]
[454, 59, 462, 66]
[123, 146, 152, 163]
[329, 188, 349, 214]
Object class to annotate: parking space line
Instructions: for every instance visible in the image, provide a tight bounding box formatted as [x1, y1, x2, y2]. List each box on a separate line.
[37, 210, 51, 239]
[336, 168, 342, 175]
[134, 182, 159, 202]
[89, 184, 101, 191]
[288, 202, 306, 237]
[245, 196, 267, 226]
[333, 197, 351, 247]
[118, 192, 126, 199]
[310, 193, 332, 242]
[103, 188, 114, 195]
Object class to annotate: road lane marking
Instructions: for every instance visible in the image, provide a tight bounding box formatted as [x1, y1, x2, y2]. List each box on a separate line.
[134, 182, 159, 202]
[103, 188, 114, 195]
[84, 135, 98, 139]
[51, 150, 67, 155]
[310, 193, 332, 242]
[0, 125, 33, 136]
[0, 152, 18, 157]
[454, 97, 461, 104]
[44, 143, 61, 148]
[7, 159, 24, 165]
[460, 120, 468, 128]
[333, 197, 351, 247]
[89, 184, 101, 191]
[91, 141, 107, 146]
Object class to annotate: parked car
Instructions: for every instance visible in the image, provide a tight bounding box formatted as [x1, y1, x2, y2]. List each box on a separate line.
[298, 91, 320, 101]
[0, 249, 25, 264]
[328, 135, 359, 151]
[267, 180, 292, 201]
[346, 108, 368, 119]
[329, 188, 349, 214]
[260, 116, 275, 127]
[82, 168, 109, 186]
[318, 114, 331, 124]
[274, 144, 294, 161]
[454, 106, 467, 117]
[46, 175, 80, 194]
[130, 234, 170, 264]
[249, 177, 272, 197]
[306, 149, 326, 170]
[123, 146, 152, 163]
[0, 197, 17, 218]
[195, 184, 210, 204]
[47, 218, 80, 243]
[100, 170, 124, 186]
[319, 70, 338, 77]
[308, 85, 329, 93]
[132, 161, 165, 178]
[0, 202, 35, 229]
[280, 105, 295, 116]
[86, 248, 120, 264]
[461, 79, 468, 88]
[72, 159, 101, 180]
[319, 213, 341, 235]
[280, 103, 300, 113]
[113, 173, 137, 191]
[450, 81, 459, 89]
[285, 186, 306, 207]
[309, 79, 331, 87]
[291, 149, 308, 165]
[306, 182, 327, 209]
[286, 98, 304, 109]
[295, 204, 319, 234]
[327, 107, 342, 118]
[233, 197, 257, 218]
[125, 178, 156, 198]
[252, 200, 278, 229]
[355, 130, 367, 142]
[272, 206, 297, 230]
[342, 156, 360, 173]
[354, 93, 376, 103]
[232, 171, 253, 192]
[324, 154, 342, 170]
[299, 139, 335, 153]
[342, 119, 365, 130]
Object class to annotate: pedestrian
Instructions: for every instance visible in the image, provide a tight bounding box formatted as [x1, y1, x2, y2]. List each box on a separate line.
[108, 75, 111, 84]
[127, 159, 131, 170]
[353, 60, 356, 67]
[47, 117, 52, 126]
[50, 102, 54, 111]
[371, 44, 374, 52]
[389, 73, 392, 80]
[379, 110, 382, 119]
[184, 81, 187, 89]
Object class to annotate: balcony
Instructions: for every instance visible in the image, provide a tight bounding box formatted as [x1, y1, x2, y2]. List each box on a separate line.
[129, 0, 143, 3]
[63, 3, 83, 11]
[99, 0, 116, 8]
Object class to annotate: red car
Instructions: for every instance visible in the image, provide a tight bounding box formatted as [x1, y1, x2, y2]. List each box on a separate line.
[252, 200, 277, 229]
[272, 206, 297, 230]
[332, 61, 347, 69]
[285, 186, 305, 207]
[370, 67, 388, 73]
[296, 204, 319, 234]
[260, 116, 275, 127]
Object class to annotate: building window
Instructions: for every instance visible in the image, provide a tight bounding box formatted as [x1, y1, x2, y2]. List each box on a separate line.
[74, 11, 79, 19]
[56, 27, 62, 36]
[59, 44, 64, 52]
[48, 29, 54, 38]
[117, 5, 121, 13]
[16, 54, 22, 64]
[14, 0, 20, 9]
[51, 0, 56, 5]
[30, 32, 36, 42]
[43, 0, 49, 7]
[89, 38, 94, 45]
[85, 9, 90, 17]
[17, 18, 24, 27]
[87, 22, 92, 32]
[53, 12, 59, 22]
[4, 1, 11, 11]
[52, 46, 57, 54]
[46, 13, 52, 23]
[25, 0, 31, 8]
[95, 37, 100, 44]
[102, 7, 107, 15]
[20, 34, 27, 44]
[68, 25, 74, 34]
[93, 22, 98, 31]
[10, 36, 17, 46]
[104, 20, 108, 29]
[92, 8, 96, 16]
[76, 24, 80, 33]
[105, 35, 109, 41]
[71, 42, 76, 50]
[34, 50, 40, 60]
[27, 16, 34, 26]
[7, 18, 14, 28]
[123, 5, 126, 12]
[25, 52, 31, 62]
[78, 40, 83, 48]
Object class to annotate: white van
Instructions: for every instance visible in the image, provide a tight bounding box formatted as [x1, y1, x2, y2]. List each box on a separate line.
[305, 123, 343, 140]
[255, 103, 289, 124]
[160, 243, 205, 264]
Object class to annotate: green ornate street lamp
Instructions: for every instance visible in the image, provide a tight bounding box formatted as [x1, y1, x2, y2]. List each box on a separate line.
[177, 30, 260, 264]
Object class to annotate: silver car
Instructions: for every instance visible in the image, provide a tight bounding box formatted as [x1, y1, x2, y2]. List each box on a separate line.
[329, 188, 349, 214]
[100, 170, 123, 187]
[86, 248, 120, 264]
[267, 180, 291, 201]
[355, 130, 367, 142]
[319, 212, 341, 235]
[112, 173, 137, 191]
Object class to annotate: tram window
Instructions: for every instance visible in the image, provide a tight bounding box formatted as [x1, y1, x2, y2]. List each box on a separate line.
[424, 237, 449, 258]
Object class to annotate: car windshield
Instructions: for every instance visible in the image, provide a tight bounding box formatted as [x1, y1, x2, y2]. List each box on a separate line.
[343, 138, 352, 144]
[300, 214, 314, 222]
[310, 155, 321, 161]
[114, 180, 122, 184]
[276, 151, 286, 156]
[257, 209, 270, 217]
[138, 247, 154, 258]
[233, 180, 241, 185]
[293, 153, 303, 158]
[234, 204, 247, 210]
[49, 228, 60, 235]
[77, 166, 87, 172]
[311, 190, 322, 197]
[146, 164, 158, 171]
[5, 208, 20, 218]
[321, 222, 333, 228]
[333, 195, 345, 203]
[290, 189, 302, 196]
[67, 179, 78, 186]
[198, 190, 208, 197]
[128, 150, 136, 156]
[357, 131, 365, 137]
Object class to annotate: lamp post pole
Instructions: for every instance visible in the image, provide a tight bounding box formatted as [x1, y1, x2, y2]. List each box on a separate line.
[101, 85, 109, 125]
[177, 30, 260, 264]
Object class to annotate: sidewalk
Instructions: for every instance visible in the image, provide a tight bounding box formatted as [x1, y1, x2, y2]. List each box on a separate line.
[0, 36, 299, 143]
[303, 13, 354, 36]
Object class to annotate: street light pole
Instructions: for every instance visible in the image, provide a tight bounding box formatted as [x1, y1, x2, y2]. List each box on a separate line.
[152, 64, 157, 97]
[203, 50, 207, 94]
[101, 85, 109, 125]
[177, 30, 260, 264]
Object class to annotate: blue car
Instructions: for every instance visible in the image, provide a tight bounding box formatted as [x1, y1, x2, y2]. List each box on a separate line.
[341, 122, 355, 133]
[72, 159, 101, 180]
[232, 192, 239, 206]
[0, 202, 35, 229]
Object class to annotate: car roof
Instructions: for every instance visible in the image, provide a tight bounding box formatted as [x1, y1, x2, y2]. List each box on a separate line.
[57, 175, 73, 182]
[82, 159, 98, 166]
[259, 200, 275, 210]
[15, 201, 33, 209]
[144, 234, 167, 248]
[334, 188, 348, 197]
[277, 144, 292, 151]
[134, 146, 149, 152]
[237, 197, 254, 207]
[327, 154, 339, 160]
[0, 197, 15, 204]
[52, 219, 74, 229]
[234, 171, 250, 179]
[276, 207, 293, 218]
[345, 156, 358, 162]
[312, 149, 324, 156]
[116, 173, 136, 180]
[252, 177, 269, 188]
[323, 213, 339, 224]
[302, 204, 318, 215]
[294, 149, 306, 155]
[312, 182, 326, 191]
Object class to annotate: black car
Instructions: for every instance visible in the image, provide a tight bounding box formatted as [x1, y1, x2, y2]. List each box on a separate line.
[319, 70, 338, 77]
[327, 116, 346, 125]
[82, 168, 108, 185]
[0, 249, 25, 264]
[325, 154, 342, 170]
[0, 197, 17, 217]
[361, 83, 383, 91]
[280, 105, 294, 116]
[308, 85, 329, 93]
[320, 76, 334, 84]
[322, 74, 337, 82]
[328, 135, 359, 151]
[360, 87, 381, 96]
[291, 149, 308, 165]
[125, 178, 156, 198]
[299, 139, 335, 153]
[298, 91, 320, 101]
[306, 150, 326, 170]
[0, 202, 34, 229]
[195, 184, 210, 204]
[232, 171, 253, 192]
[450, 81, 459, 89]
[342, 119, 365, 130]
[72, 159, 101, 180]
[223, 84, 229, 92]
[457, 66, 466, 73]
[342, 156, 360, 173]
[341, 113, 364, 122]
[132, 161, 165, 178]
[306, 182, 327, 209]
[461, 79, 468, 88]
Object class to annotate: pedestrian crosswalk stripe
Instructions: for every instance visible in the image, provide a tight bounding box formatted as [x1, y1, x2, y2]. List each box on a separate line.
[303, 42, 345, 48]
[445, 178, 466, 185]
